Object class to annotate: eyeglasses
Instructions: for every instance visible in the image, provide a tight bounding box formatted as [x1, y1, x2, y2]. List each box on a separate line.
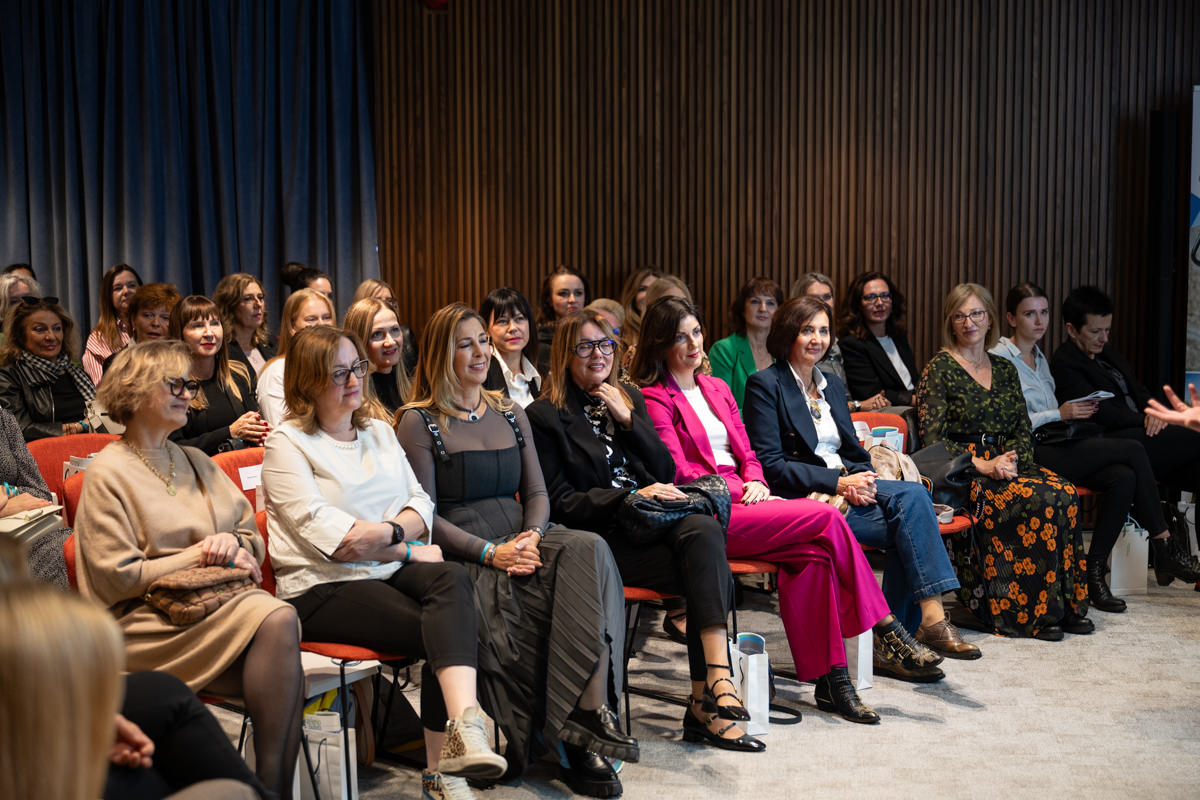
[863, 292, 891, 303]
[164, 377, 200, 397]
[19, 295, 59, 306]
[574, 338, 616, 358]
[951, 309, 988, 326]
[331, 359, 369, 386]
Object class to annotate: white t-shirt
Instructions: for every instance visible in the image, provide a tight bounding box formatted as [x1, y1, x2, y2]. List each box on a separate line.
[876, 335, 914, 391]
[681, 386, 738, 469]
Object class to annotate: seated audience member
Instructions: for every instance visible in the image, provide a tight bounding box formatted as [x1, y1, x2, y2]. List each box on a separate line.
[353, 277, 397, 309]
[281, 261, 333, 300]
[75, 340, 303, 799]
[0, 271, 42, 337]
[791, 272, 849, 386]
[167, 296, 267, 455]
[584, 298, 625, 338]
[0, 542, 262, 800]
[991, 282, 1197, 608]
[263, 325, 506, 800]
[1051, 286, 1200, 505]
[631, 298, 945, 710]
[352, 279, 418, 375]
[100, 283, 183, 374]
[617, 266, 662, 353]
[838, 271, 919, 417]
[707, 277, 783, 410]
[397, 304, 636, 795]
[255, 288, 336, 426]
[916, 283, 1089, 641]
[83, 264, 142, 384]
[0, 296, 96, 441]
[0, 407, 66, 588]
[526, 310, 763, 750]
[620, 275, 703, 379]
[743, 296, 979, 660]
[3, 262, 35, 280]
[212, 273, 276, 377]
[479, 287, 541, 407]
[535, 265, 590, 376]
[343, 297, 410, 418]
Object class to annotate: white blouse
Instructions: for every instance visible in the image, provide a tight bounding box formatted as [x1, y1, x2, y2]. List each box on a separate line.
[256, 358, 288, 426]
[989, 337, 1060, 430]
[494, 353, 540, 408]
[876, 335, 914, 390]
[681, 386, 738, 469]
[263, 418, 435, 599]
[790, 363, 845, 471]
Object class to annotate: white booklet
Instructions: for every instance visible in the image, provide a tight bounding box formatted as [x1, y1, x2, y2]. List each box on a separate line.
[1068, 390, 1115, 403]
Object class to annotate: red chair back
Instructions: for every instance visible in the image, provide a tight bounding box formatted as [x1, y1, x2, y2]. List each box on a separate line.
[63, 533, 77, 590]
[62, 471, 87, 527]
[211, 448, 266, 511]
[26, 434, 118, 505]
[850, 411, 907, 449]
[255, 510, 277, 596]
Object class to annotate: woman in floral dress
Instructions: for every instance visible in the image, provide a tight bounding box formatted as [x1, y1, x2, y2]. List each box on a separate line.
[915, 283, 1089, 641]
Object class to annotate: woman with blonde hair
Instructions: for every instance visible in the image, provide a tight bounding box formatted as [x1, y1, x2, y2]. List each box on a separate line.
[343, 297, 410, 418]
[212, 274, 276, 377]
[264, 325, 506, 800]
[77, 340, 303, 798]
[0, 271, 41, 336]
[83, 264, 142, 383]
[397, 303, 634, 797]
[255, 288, 335, 425]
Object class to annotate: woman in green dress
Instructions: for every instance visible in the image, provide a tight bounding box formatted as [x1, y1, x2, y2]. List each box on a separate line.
[708, 277, 782, 410]
[915, 283, 1089, 641]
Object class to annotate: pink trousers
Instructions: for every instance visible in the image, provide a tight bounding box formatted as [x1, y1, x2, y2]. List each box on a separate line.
[724, 488, 890, 682]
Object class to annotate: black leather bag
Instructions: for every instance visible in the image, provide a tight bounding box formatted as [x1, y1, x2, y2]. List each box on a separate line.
[910, 442, 979, 513]
[617, 474, 732, 545]
[1032, 420, 1101, 445]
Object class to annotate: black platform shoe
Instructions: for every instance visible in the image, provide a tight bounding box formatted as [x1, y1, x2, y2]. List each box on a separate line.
[813, 666, 880, 724]
[1061, 611, 1094, 634]
[558, 743, 622, 798]
[681, 703, 766, 752]
[1150, 534, 1200, 586]
[560, 705, 639, 763]
[1086, 559, 1126, 613]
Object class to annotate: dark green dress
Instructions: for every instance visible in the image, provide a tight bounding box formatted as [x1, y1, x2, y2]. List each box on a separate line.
[915, 351, 1087, 637]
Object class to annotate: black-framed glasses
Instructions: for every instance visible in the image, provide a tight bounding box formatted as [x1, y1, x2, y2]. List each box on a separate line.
[19, 295, 59, 306]
[951, 309, 988, 326]
[863, 292, 891, 303]
[331, 359, 369, 386]
[164, 377, 200, 397]
[574, 339, 616, 358]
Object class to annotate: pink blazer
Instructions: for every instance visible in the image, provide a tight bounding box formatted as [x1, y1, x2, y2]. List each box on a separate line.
[641, 373, 767, 498]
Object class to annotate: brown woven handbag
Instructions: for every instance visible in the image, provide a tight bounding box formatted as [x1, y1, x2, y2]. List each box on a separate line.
[144, 566, 255, 625]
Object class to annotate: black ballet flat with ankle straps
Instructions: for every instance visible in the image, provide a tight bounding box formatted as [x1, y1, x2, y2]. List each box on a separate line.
[701, 664, 750, 722]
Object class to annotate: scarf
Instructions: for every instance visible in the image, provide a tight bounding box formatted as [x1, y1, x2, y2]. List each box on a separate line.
[582, 393, 639, 490]
[16, 351, 97, 403]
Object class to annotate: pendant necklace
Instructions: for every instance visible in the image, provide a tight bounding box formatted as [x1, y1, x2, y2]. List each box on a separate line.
[452, 394, 484, 422]
[796, 372, 823, 421]
[124, 439, 177, 496]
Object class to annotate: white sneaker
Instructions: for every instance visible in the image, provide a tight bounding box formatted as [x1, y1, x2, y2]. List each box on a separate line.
[438, 705, 507, 780]
[422, 772, 476, 800]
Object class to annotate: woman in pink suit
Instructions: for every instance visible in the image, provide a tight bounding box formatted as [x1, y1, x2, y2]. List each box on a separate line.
[630, 297, 944, 723]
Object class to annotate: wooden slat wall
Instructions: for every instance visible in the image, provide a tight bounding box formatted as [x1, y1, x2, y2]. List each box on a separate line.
[370, 0, 1200, 376]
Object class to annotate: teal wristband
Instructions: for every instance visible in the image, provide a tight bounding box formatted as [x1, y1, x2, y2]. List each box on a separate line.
[479, 542, 492, 565]
[404, 542, 412, 562]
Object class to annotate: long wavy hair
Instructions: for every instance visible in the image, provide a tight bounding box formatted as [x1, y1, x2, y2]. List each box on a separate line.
[92, 264, 142, 351]
[839, 271, 907, 340]
[343, 297, 411, 421]
[628, 297, 703, 387]
[0, 297, 79, 365]
[212, 273, 271, 349]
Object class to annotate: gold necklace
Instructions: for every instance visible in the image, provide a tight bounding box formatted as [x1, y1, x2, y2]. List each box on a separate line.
[124, 439, 177, 496]
[795, 371, 823, 421]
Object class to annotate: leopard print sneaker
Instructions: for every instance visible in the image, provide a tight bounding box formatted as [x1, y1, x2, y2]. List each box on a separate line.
[438, 705, 507, 780]
[422, 772, 476, 800]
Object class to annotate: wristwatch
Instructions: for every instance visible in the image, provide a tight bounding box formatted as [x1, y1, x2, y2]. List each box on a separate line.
[852, 400, 861, 411]
[386, 520, 405, 545]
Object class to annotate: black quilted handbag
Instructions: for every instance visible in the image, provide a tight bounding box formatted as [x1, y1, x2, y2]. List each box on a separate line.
[616, 474, 732, 545]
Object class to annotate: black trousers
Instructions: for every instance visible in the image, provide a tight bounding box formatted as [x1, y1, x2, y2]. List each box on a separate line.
[105, 670, 267, 800]
[1036, 436, 1168, 562]
[1108, 424, 1200, 497]
[287, 562, 478, 729]
[603, 512, 733, 681]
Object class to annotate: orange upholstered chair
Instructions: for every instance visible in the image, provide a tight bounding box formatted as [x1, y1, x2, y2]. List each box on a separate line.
[211, 448, 266, 511]
[26, 433, 118, 506]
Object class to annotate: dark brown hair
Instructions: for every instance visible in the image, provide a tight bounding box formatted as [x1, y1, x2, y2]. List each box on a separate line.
[628, 297, 703, 387]
[536, 265, 591, 326]
[729, 277, 783, 335]
[767, 296, 835, 362]
[93, 264, 143, 351]
[839, 271, 906, 339]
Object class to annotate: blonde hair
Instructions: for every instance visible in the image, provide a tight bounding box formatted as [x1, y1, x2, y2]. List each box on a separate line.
[0, 581, 124, 800]
[940, 282, 999, 351]
[283, 326, 373, 434]
[343, 298, 410, 422]
[268, 288, 336, 367]
[401, 303, 509, 427]
[212, 273, 271, 349]
[543, 310, 632, 410]
[584, 298, 625, 329]
[352, 278, 396, 305]
[97, 340, 192, 424]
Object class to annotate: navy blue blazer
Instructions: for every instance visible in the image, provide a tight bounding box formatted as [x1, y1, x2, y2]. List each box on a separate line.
[742, 361, 873, 496]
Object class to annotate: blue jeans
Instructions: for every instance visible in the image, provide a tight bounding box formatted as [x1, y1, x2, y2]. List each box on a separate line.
[846, 479, 959, 633]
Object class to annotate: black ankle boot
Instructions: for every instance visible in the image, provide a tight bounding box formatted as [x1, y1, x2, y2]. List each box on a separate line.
[814, 666, 879, 724]
[1086, 559, 1126, 612]
[1150, 535, 1200, 586]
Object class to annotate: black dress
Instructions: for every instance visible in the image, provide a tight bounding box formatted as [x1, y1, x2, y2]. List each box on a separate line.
[396, 404, 624, 779]
[169, 371, 258, 455]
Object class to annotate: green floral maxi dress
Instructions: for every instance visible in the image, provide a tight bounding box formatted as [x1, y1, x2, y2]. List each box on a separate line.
[915, 352, 1087, 637]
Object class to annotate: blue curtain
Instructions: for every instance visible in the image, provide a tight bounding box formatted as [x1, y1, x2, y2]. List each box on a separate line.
[0, 0, 378, 329]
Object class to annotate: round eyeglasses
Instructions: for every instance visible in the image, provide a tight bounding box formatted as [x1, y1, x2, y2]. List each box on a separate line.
[574, 339, 616, 358]
[164, 377, 200, 397]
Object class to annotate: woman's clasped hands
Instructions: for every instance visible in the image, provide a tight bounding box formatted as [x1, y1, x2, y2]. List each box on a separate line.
[195, 532, 262, 583]
[836, 472, 879, 506]
[493, 530, 543, 576]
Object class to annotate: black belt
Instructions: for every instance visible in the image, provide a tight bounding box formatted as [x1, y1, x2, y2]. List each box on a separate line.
[948, 432, 1000, 448]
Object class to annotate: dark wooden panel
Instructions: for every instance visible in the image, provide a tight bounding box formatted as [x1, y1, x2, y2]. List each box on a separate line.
[370, 0, 1200, 379]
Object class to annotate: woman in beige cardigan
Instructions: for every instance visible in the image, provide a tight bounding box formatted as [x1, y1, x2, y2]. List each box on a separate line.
[75, 340, 303, 800]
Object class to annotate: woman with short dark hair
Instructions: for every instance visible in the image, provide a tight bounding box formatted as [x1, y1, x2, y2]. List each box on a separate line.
[479, 287, 541, 406]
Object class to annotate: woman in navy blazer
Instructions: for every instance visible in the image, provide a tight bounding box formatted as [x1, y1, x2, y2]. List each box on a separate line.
[632, 297, 946, 724]
[743, 297, 979, 666]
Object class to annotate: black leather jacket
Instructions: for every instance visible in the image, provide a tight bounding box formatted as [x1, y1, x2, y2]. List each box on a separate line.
[0, 361, 75, 441]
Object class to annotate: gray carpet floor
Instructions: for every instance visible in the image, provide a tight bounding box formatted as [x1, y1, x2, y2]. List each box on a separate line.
[349, 571, 1200, 800]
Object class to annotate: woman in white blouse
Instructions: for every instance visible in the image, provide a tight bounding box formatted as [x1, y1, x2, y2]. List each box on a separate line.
[262, 325, 506, 800]
[255, 289, 335, 426]
[990, 281, 1193, 612]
